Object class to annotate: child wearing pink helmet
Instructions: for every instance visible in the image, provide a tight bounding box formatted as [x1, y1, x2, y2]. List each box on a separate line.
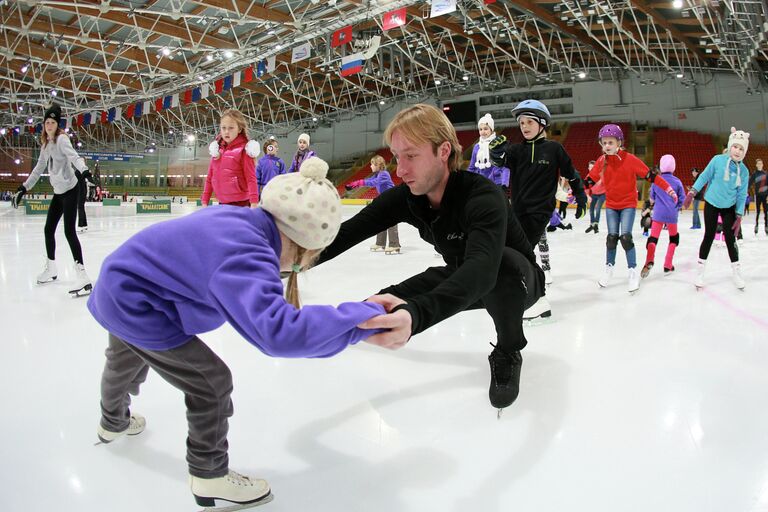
[640, 154, 686, 278]
[585, 124, 678, 293]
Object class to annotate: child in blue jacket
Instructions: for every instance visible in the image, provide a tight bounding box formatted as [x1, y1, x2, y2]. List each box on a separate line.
[89, 157, 388, 509]
[684, 127, 750, 289]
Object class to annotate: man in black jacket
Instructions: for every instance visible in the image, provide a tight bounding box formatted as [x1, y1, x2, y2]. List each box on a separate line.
[319, 104, 544, 412]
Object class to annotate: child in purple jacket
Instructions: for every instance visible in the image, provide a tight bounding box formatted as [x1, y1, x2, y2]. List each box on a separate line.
[346, 155, 402, 254]
[288, 132, 317, 173]
[467, 113, 510, 191]
[89, 157, 387, 510]
[255, 138, 286, 195]
[641, 154, 686, 277]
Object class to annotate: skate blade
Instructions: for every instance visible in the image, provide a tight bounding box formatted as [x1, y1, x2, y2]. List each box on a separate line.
[37, 277, 58, 284]
[199, 492, 274, 512]
[522, 313, 553, 327]
[497, 408, 503, 420]
[69, 284, 93, 297]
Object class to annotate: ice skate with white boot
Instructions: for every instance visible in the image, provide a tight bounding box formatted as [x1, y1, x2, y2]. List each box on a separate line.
[694, 259, 707, 290]
[487, 343, 522, 419]
[370, 244, 384, 252]
[37, 259, 58, 284]
[627, 267, 640, 293]
[523, 296, 552, 325]
[731, 262, 745, 290]
[640, 262, 653, 279]
[598, 264, 614, 288]
[191, 470, 273, 511]
[69, 262, 93, 297]
[96, 413, 146, 444]
[544, 269, 553, 285]
[384, 246, 401, 255]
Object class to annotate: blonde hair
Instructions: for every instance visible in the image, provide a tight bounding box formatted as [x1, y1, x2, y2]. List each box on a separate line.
[383, 104, 462, 172]
[370, 155, 386, 168]
[220, 109, 248, 137]
[284, 242, 322, 308]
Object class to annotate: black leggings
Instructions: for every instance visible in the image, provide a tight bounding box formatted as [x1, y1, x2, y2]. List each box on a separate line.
[379, 247, 544, 353]
[45, 185, 83, 264]
[77, 179, 88, 228]
[700, 201, 738, 262]
[756, 194, 768, 227]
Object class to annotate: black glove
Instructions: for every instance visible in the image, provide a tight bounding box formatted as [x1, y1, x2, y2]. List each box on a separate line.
[344, 184, 355, 191]
[575, 194, 587, 219]
[75, 168, 86, 181]
[488, 134, 508, 168]
[11, 185, 26, 209]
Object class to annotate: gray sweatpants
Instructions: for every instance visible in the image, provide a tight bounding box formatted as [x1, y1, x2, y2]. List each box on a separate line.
[375, 224, 400, 248]
[99, 333, 233, 478]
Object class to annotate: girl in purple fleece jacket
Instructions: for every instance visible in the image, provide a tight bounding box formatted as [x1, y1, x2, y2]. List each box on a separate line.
[345, 155, 401, 254]
[641, 154, 686, 277]
[89, 157, 386, 510]
[467, 113, 510, 190]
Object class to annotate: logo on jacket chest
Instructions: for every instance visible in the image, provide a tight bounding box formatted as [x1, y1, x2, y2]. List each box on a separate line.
[536, 159, 550, 166]
[446, 232, 465, 241]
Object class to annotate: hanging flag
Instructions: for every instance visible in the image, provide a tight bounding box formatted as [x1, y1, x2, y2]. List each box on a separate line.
[233, 70, 241, 88]
[171, 93, 179, 108]
[155, 98, 164, 112]
[332, 25, 353, 47]
[114, 106, 122, 120]
[107, 107, 116, 123]
[101, 111, 108, 124]
[192, 87, 201, 102]
[183, 89, 193, 104]
[83, 112, 92, 126]
[77, 113, 85, 126]
[256, 60, 267, 78]
[215, 78, 224, 94]
[266, 55, 276, 73]
[142, 101, 151, 116]
[162, 95, 172, 109]
[484, 0, 497, 3]
[124, 104, 135, 119]
[201, 84, 210, 99]
[430, 0, 456, 18]
[291, 42, 311, 63]
[383, 7, 407, 31]
[244, 66, 254, 83]
[223, 75, 233, 92]
[340, 52, 364, 77]
[134, 101, 143, 118]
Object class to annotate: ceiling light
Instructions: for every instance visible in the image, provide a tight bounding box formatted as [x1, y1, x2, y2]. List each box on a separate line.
[578, 71, 586, 78]
[0, 128, 6, 135]
[206, 54, 213, 61]
[379, 100, 385, 105]
[434, 79, 441, 85]
[462, 75, 469, 81]
[186, 134, 195, 142]
[312, 117, 318, 122]
[50, 89, 57, 96]
[673, 0, 683, 7]
[268, 29, 275, 35]
[21, 63, 29, 73]
[223, 50, 234, 59]
[27, 117, 33, 124]
[276, 44, 282, 50]
[14, 158, 21, 164]
[162, 47, 171, 56]
[675, 72, 684, 78]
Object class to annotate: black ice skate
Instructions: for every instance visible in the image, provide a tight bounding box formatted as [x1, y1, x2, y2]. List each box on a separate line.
[488, 344, 522, 419]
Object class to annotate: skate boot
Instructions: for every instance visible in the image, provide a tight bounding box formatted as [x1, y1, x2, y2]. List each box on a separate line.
[97, 413, 146, 443]
[756, 224, 760, 235]
[564, 223, 572, 230]
[627, 267, 640, 293]
[523, 296, 552, 324]
[37, 259, 58, 284]
[598, 264, 614, 288]
[370, 244, 385, 252]
[191, 471, 273, 511]
[732, 262, 745, 290]
[593, 224, 599, 234]
[69, 262, 93, 297]
[488, 343, 522, 418]
[694, 259, 707, 290]
[544, 270, 553, 285]
[384, 246, 401, 255]
[640, 261, 654, 279]
[663, 266, 675, 275]
[585, 224, 594, 233]
[77, 225, 88, 233]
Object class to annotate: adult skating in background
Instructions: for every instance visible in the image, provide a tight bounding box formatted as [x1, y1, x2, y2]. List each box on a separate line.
[683, 127, 750, 290]
[689, 167, 704, 229]
[288, 133, 317, 173]
[585, 124, 678, 293]
[467, 113, 510, 192]
[10, 104, 92, 297]
[345, 154, 401, 254]
[641, 154, 686, 278]
[585, 160, 605, 234]
[320, 104, 545, 416]
[489, 99, 587, 320]
[89, 157, 388, 511]
[640, 199, 653, 237]
[203, 109, 261, 208]
[256, 138, 286, 196]
[749, 158, 767, 235]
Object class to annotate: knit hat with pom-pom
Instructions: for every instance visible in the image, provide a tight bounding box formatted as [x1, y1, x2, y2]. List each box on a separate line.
[260, 156, 341, 250]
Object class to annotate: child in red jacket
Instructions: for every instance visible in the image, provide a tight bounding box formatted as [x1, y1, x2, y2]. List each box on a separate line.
[585, 124, 677, 293]
[202, 109, 261, 207]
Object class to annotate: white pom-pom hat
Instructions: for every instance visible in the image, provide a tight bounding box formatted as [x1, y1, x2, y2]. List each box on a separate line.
[260, 156, 341, 250]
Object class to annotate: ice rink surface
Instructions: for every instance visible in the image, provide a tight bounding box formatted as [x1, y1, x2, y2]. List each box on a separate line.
[1, 202, 767, 512]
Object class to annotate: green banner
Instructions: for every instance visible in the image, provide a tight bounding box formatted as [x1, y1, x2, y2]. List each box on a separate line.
[137, 200, 171, 214]
[24, 199, 51, 215]
[102, 198, 121, 206]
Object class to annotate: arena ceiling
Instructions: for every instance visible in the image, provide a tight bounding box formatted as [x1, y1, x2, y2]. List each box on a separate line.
[1, 0, 767, 148]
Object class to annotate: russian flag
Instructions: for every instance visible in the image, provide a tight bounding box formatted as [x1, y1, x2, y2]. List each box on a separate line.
[340, 52, 364, 77]
[163, 95, 173, 109]
[192, 87, 201, 102]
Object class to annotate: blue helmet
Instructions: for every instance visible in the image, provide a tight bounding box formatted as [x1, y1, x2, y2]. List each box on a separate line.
[512, 99, 551, 127]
